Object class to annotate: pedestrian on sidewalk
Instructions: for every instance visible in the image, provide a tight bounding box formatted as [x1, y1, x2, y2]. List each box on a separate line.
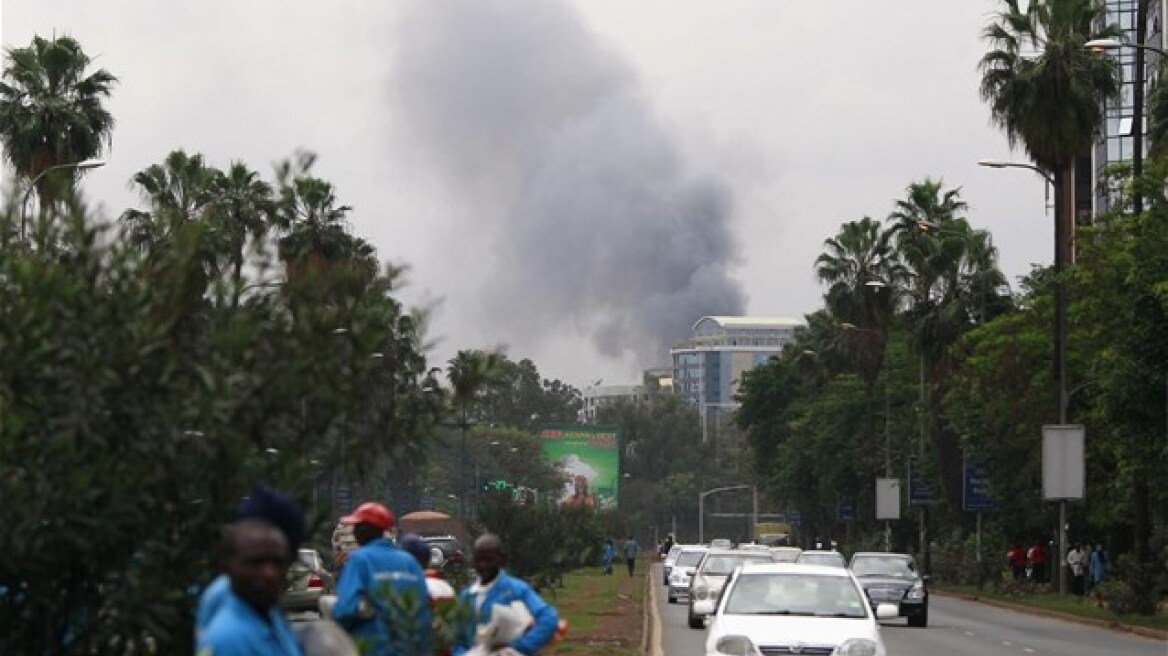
[623, 535, 639, 578]
[601, 539, 615, 576]
[1066, 543, 1085, 596]
[1026, 540, 1047, 583]
[1006, 544, 1025, 581]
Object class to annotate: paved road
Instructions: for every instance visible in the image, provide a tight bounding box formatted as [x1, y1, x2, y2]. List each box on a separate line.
[651, 565, 1164, 656]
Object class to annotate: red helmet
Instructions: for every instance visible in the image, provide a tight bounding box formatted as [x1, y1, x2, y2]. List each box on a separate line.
[341, 502, 394, 531]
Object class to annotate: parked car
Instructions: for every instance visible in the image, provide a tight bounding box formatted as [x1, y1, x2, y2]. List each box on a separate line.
[422, 535, 465, 567]
[283, 548, 335, 614]
[687, 549, 777, 629]
[663, 544, 685, 586]
[796, 549, 847, 568]
[768, 546, 803, 562]
[849, 551, 929, 627]
[667, 546, 708, 603]
[704, 563, 897, 656]
[709, 538, 733, 549]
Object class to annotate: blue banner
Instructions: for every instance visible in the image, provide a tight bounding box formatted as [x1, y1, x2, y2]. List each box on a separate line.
[908, 460, 935, 506]
[963, 457, 998, 511]
[788, 509, 802, 525]
[837, 499, 856, 522]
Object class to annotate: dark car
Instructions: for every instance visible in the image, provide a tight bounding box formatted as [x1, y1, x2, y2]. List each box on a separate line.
[422, 535, 465, 567]
[848, 552, 929, 627]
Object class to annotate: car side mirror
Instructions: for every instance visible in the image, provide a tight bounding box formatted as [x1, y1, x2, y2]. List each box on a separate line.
[875, 603, 899, 620]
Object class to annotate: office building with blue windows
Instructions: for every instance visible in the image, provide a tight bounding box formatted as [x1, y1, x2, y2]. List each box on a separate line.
[670, 316, 801, 411]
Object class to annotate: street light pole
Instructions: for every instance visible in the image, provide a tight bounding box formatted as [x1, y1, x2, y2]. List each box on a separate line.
[698, 484, 755, 544]
[20, 158, 107, 240]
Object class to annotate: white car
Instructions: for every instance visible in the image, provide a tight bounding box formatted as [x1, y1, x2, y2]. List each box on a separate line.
[688, 549, 777, 629]
[705, 563, 897, 656]
[668, 547, 708, 603]
[768, 546, 803, 563]
[663, 544, 686, 585]
[796, 550, 848, 569]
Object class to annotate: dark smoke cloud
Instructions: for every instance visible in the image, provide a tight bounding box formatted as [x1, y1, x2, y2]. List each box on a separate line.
[390, 0, 746, 362]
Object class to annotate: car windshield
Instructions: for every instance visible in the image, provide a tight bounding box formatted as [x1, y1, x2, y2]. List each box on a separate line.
[297, 550, 318, 569]
[851, 556, 917, 578]
[724, 573, 868, 619]
[677, 550, 706, 567]
[667, 546, 682, 560]
[701, 554, 774, 576]
[798, 553, 845, 567]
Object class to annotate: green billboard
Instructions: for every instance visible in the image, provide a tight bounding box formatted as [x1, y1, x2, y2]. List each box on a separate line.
[540, 425, 620, 510]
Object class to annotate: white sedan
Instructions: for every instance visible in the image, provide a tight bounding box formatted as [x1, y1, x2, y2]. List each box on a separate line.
[705, 563, 897, 656]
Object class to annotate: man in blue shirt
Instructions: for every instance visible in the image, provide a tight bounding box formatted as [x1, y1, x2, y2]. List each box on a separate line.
[332, 502, 431, 655]
[623, 536, 639, 578]
[196, 485, 306, 644]
[197, 519, 303, 656]
[454, 534, 560, 656]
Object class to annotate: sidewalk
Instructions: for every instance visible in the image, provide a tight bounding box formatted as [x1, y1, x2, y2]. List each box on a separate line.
[933, 588, 1168, 642]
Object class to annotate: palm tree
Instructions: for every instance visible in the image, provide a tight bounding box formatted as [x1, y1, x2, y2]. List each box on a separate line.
[0, 35, 116, 205]
[446, 349, 503, 517]
[121, 150, 221, 249]
[888, 179, 968, 310]
[979, 0, 1120, 263]
[814, 217, 901, 451]
[212, 162, 276, 288]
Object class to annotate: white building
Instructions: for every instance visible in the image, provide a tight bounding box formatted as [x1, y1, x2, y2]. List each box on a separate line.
[579, 384, 646, 423]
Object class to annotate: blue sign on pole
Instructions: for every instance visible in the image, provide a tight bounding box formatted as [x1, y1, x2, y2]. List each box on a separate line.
[789, 509, 802, 525]
[837, 499, 856, 522]
[963, 456, 998, 511]
[908, 460, 935, 506]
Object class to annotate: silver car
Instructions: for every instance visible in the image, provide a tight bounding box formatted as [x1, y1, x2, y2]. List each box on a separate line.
[796, 550, 847, 569]
[687, 549, 777, 629]
[282, 548, 335, 614]
[663, 544, 685, 585]
[667, 547, 708, 603]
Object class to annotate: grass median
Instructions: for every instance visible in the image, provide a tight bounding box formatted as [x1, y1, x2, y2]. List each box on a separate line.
[934, 584, 1168, 633]
[544, 564, 646, 655]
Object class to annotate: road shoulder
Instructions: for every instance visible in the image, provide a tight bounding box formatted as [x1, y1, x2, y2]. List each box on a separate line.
[933, 589, 1168, 642]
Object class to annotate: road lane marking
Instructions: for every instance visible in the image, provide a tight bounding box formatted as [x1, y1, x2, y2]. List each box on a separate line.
[963, 631, 975, 637]
[1002, 641, 1012, 646]
[1023, 649, 1035, 653]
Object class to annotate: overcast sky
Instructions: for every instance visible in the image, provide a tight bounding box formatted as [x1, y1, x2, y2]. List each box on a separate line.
[5, 1, 1051, 388]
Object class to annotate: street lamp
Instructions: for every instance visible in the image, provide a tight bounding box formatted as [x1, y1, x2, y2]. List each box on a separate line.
[698, 484, 758, 544]
[1084, 37, 1167, 58]
[20, 158, 106, 240]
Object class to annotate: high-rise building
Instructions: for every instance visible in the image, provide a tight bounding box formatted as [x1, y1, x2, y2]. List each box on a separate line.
[1093, 1, 1166, 215]
[670, 316, 801, 410]
[579, 383, 646, 423]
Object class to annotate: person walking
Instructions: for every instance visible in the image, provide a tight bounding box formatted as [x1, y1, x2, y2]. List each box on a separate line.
[623, 535, 639, 578]
[1066, 544, 1085, 596]
[662, 534, 675, 558]
[197, 519, 303, 656]
[332, 502, 431, 656]
[601, 540, 615, 576]
[1006, 544, 1025, 580]
[454, 534, 560, 656]
[1026, 540, 1047, 583]
[1088, 544, 1109, 591]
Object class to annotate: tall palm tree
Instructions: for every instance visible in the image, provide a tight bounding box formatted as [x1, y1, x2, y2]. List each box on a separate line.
[815, 217, 901, 450]
[212, 162, 276, 287]
[979, 0, 1120, 263]
[121, 150, 221, 246]
[888, 179, 968, 310]
[0, 35, 116, 205]
[446, 349, 503, 516]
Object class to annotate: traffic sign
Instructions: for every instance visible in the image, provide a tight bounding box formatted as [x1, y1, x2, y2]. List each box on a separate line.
[962, 456, 998, 511]
[908, 459, 936, 506]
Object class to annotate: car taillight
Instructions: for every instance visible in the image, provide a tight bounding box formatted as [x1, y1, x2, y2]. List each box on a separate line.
[307, 574, 323, 590]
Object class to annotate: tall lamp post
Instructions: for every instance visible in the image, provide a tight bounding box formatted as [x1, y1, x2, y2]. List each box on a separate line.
[20, 158, 107, 240]
[698, 484, 757, 544]
[979, 157, 1073, 591]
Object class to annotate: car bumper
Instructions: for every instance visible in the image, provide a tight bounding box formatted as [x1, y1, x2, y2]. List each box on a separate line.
[282, 589, 323, 613]
[690, 598, 717, 616]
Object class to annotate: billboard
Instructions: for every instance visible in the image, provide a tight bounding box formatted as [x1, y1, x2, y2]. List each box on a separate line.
[539, 425, 620, 509]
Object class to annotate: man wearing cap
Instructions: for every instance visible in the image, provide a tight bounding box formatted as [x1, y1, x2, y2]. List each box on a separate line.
[332, 502, 431, 656]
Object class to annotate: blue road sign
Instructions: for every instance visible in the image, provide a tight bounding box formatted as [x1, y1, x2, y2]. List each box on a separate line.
[789, 509, 802, 525]
[908, 460, 935, 506]
[963, 456, 998, 511]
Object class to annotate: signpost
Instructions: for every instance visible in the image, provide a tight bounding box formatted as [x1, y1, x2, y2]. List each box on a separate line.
[1043, 424, 1085, 595]
[875, 478, 900, 552]
[962, 456, 998, 563]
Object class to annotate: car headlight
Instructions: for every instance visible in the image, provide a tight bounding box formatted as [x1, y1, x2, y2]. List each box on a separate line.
[906, 583, 925, 600]
[714, 635, 760, 656]
[834, 638, 878, 656]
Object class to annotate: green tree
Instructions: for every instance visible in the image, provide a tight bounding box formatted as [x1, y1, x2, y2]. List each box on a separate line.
[0, 35, 116, 206]
[476, 356, 582, 430]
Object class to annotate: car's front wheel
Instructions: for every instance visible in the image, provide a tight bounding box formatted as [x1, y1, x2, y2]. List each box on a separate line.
[687, 613, 704, 629]
[908, 607, 928, 628]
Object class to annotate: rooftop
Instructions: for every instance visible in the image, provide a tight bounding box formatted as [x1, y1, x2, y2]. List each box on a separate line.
[692, 316, 804, 331]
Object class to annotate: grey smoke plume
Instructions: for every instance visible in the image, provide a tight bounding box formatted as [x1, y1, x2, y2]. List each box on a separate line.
[390, 1, 746, 361]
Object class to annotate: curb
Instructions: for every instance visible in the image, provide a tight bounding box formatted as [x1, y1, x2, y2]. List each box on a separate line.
[933, 590, 1168, 642]
[646, 565, 664, 656]
[641, 572, 650, 656]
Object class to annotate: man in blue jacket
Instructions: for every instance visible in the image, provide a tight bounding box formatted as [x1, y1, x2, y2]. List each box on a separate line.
[196, 519, 303, 656]
[454, 534, 560, 656]
[332, 502, 431, 655]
